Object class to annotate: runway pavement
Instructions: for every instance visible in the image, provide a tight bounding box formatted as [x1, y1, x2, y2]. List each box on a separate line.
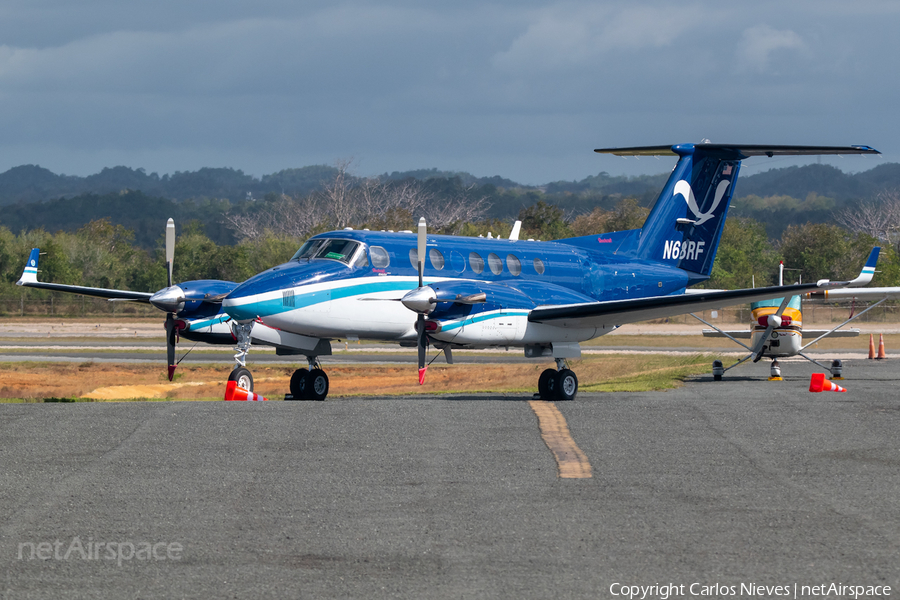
[1, 359, 898, 599]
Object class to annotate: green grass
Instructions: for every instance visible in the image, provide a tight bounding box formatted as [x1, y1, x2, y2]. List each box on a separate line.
[578, 354, 723, 392]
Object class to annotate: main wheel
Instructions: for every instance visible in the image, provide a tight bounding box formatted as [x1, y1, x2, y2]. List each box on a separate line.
[555, 369, 578, 401]
[306, 369, 329, 401]
[538, 368, 556, 400]
[289, 368, 310, 400]
[228, 367, 253, 392]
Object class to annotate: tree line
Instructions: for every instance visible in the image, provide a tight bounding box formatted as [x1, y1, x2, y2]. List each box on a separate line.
[1, 190, 896, 316]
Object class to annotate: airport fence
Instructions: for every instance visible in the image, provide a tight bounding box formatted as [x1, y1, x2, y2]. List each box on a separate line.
[0, 293, 159, 318]
[653, 302, 900, 325]
[1, 293, 899, 323]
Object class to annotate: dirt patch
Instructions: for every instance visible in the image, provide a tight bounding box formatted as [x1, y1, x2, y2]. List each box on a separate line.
[0, 355, 715, 401]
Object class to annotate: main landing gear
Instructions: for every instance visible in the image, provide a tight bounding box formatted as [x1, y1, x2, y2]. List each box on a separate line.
[537, 358, 578, 401]
[288, 357, 329, 401]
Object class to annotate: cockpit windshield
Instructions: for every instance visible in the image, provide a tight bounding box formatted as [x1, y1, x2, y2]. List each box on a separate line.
[291, 238, 362, 265]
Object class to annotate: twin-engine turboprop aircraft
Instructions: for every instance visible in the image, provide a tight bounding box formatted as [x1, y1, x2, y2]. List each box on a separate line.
[18, 143, 879, 401]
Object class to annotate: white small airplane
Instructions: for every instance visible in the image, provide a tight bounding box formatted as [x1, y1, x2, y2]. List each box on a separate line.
[697, 250, 880, 379]
[17, 143, 880, 400]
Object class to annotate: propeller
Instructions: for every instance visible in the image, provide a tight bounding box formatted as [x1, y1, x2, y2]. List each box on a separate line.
[151, 218, 182, 381]
[750, 295, 792, 363]
[416, 217, 427, 384]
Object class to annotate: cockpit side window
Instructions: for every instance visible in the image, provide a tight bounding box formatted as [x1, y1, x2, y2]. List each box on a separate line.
[314, 239, 360, 263]
[291, 239, 326, 261]
[292, 239, 361, 264]
[353, 248, 369, 268]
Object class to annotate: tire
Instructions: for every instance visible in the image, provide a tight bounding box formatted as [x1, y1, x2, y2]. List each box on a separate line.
[289, 368, 310, 400]
[538, 368, 556, 400]
[228, 367, 253, 392]
[307, 369, 329, 401]
[555, 369, 578, 401]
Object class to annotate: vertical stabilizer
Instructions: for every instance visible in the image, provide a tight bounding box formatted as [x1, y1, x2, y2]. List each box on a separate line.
[593, 143, 880, 282]
[625, 144, 741, 278]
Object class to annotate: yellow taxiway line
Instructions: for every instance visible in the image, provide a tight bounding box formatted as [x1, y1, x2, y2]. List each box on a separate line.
[528, 400, 592, 478]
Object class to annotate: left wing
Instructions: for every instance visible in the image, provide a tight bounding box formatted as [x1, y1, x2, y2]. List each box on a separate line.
[529, 282, 842, 329]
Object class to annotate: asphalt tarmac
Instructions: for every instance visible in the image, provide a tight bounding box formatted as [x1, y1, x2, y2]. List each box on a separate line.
[1, 359, 898, 599]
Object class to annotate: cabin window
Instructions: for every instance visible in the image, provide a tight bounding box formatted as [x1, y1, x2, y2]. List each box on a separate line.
[370, 246, 390, 268]
[506, 254, 521, 276]
[488, 253, 503, 275]
[429, 248, 445, 270]
[469, 252, 484, 274]
[409, 248, 419, 269]
[533, 257, 545, 275]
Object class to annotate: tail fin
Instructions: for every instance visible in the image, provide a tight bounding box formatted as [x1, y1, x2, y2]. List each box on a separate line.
[594, 143, 880, 282]
[17, 248, 40, 285]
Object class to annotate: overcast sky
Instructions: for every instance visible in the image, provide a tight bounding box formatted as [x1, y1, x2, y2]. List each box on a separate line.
[0, 1, 895, 184]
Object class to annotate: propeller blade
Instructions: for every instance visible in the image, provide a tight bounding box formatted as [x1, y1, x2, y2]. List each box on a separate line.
[165, 313, 177, 380]
[751, 295, 792, 362]
[165, 218, 175, 288]
[417, 217, 426, 288]
[417, 314, 427, 385]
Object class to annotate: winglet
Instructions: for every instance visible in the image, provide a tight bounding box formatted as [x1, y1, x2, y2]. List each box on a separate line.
[16, 249, 40, 285]
[814, 246, 881, 289]
[846, 247, 880, 287]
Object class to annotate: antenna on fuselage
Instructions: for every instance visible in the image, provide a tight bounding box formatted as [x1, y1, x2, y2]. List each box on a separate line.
[509, 220, 522, 241]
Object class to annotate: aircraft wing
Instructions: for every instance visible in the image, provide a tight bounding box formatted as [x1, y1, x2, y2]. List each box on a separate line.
[808, 287, 900, 301]
[702, 329, 751, 339]
[16, 248, 152, 302]
[528, 282, 838, 330]
[16, 279, 153, 302]
[802, 329, 860, 338]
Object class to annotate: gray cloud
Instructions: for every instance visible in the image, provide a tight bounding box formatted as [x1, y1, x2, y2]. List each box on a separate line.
[0, 1, 894, 184]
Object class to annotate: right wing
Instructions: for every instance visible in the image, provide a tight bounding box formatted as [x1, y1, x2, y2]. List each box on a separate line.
[16, 248, 153, 302]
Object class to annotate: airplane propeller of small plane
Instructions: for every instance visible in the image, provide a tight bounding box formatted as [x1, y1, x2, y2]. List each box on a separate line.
[698, 250, 881, 379]
[18, 142, 881, 401]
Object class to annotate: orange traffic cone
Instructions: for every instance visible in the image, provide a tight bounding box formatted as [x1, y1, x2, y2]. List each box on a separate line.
[809, 372, 847, 393]
[877, 333, 886, 359]
[224, 380, 268, 401]
[868, 334, 876, 359]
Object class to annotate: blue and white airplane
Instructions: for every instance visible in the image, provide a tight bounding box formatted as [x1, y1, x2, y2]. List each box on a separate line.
[18, 143, 879, 401]
[216, 143, 879, 400]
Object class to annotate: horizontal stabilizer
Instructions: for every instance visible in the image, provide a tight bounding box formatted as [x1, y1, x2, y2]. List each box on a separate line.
[595, 144, 880, 158]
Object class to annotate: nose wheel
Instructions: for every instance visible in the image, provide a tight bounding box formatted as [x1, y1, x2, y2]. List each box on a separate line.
[228, 366, 254, 392]
[537, 360, 578, 401]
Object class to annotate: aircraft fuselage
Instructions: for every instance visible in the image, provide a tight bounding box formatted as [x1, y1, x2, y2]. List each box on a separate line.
[223, 229, 691, 348]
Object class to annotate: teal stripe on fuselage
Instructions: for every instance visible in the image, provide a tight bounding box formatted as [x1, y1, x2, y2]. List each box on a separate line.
[185, 314, 231, 331]
[228, 278, 425, 320]
[438, 310, 531, 332]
